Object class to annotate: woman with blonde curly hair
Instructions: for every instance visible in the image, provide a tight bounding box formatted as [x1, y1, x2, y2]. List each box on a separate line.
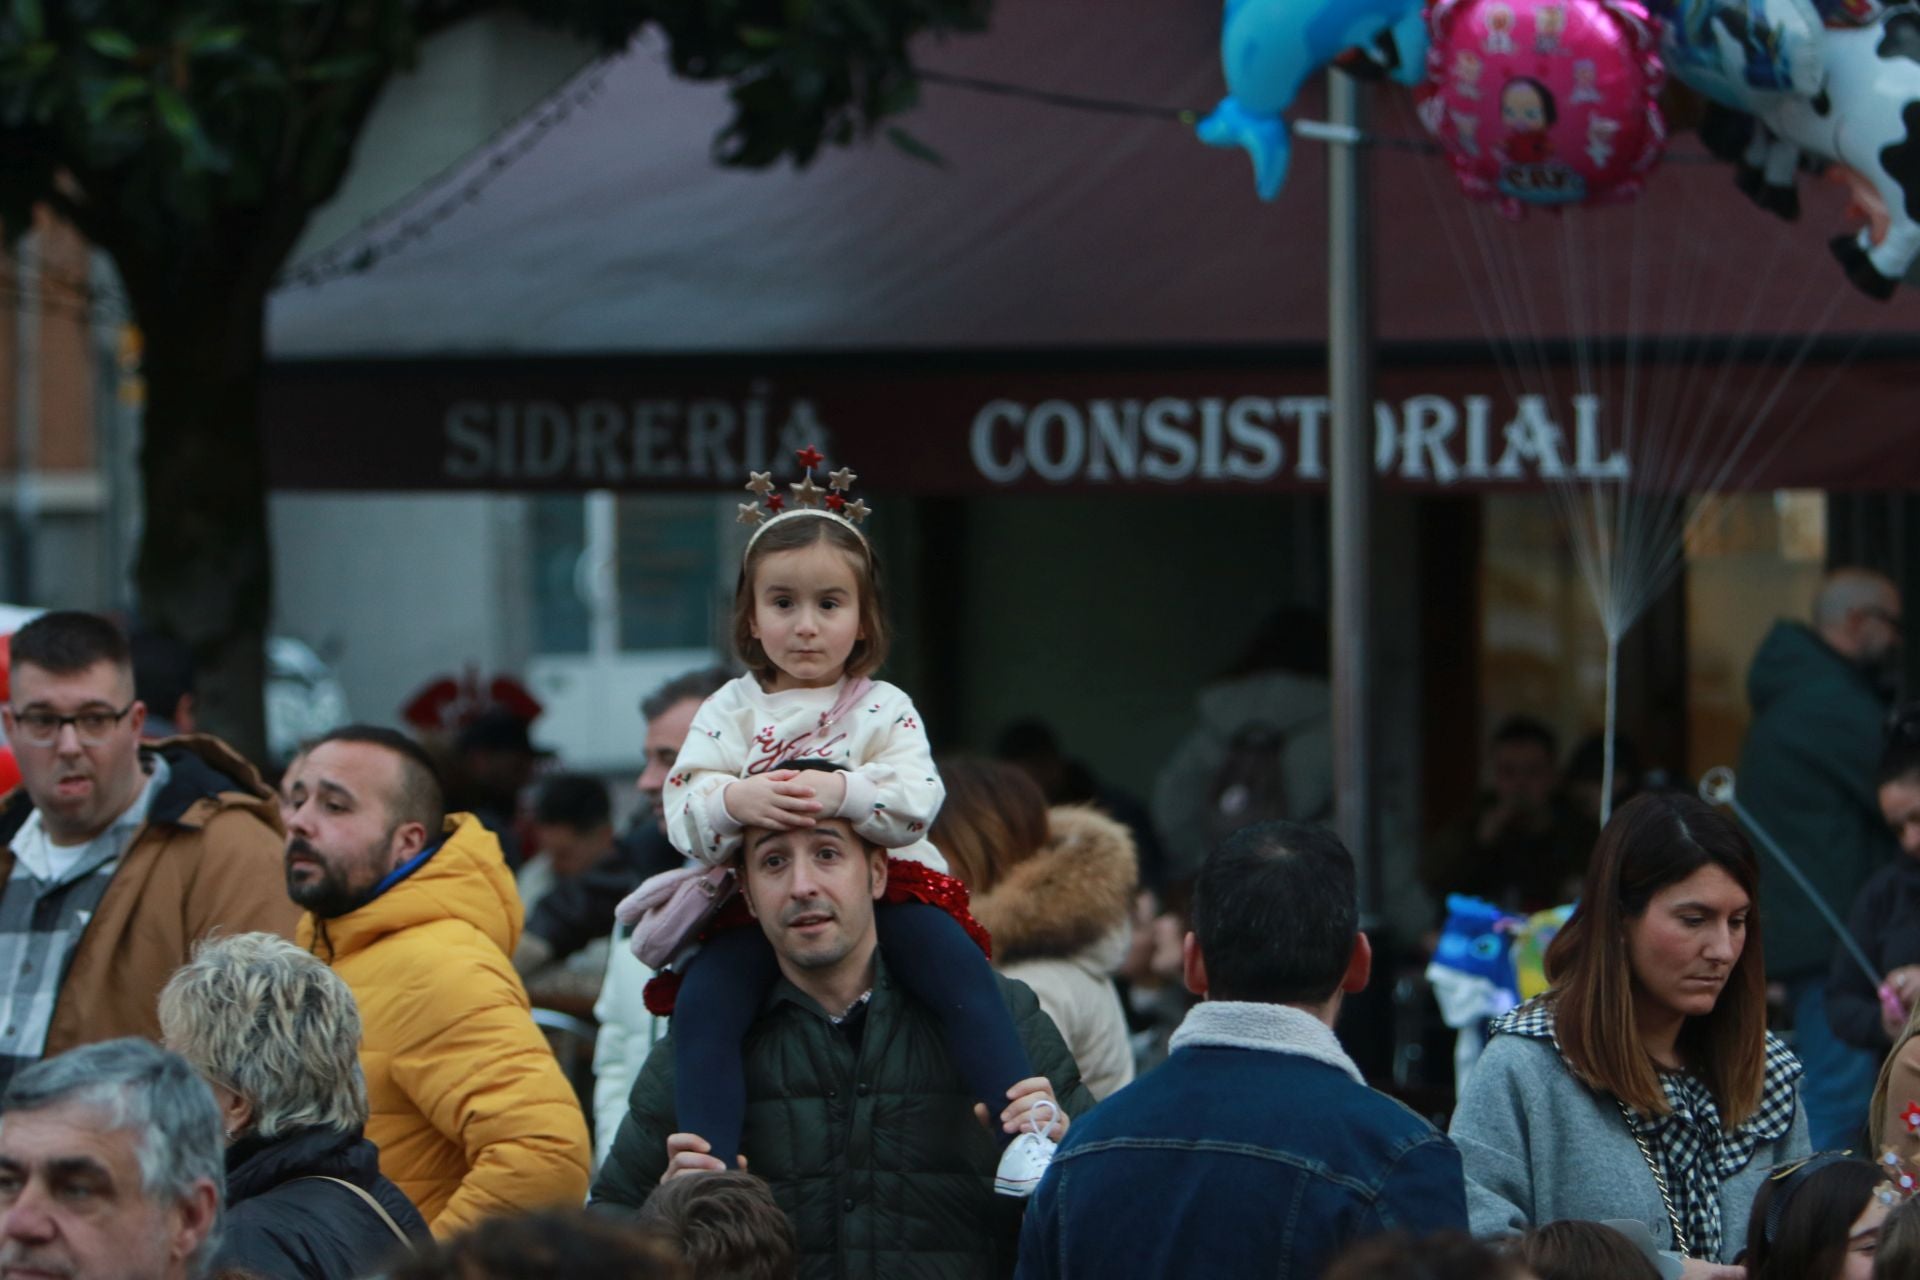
[159, 931, 428, 1278]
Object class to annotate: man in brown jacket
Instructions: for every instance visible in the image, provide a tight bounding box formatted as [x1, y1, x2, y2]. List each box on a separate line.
[0, 611, 296, 1090]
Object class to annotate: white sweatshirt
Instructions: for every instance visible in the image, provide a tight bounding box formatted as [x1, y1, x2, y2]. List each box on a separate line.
[664, 675, 947, 873]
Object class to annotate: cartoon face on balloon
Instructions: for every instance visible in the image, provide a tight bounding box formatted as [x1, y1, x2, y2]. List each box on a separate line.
[1485, 3, 1518, 51]
[1537, 4, 1569, 51]
[1453, 48, 1486, 97]
[1501, 77, 1556, 131]
[1423, 0, 1667, 214]
[1500, 77, 1559, 164]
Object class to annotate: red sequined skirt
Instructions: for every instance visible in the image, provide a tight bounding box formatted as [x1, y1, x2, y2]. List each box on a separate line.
[642, 858, 989, 1016]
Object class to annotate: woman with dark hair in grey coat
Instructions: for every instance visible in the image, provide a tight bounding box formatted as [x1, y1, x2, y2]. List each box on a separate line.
[1449, 792, 1809, 1280]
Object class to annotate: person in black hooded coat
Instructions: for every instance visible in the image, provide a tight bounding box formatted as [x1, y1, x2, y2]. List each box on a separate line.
[159, 932, 429, 1279]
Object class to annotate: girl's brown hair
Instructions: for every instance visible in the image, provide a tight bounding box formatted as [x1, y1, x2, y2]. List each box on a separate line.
[636, 1169, 796, 1280]
[732, 515, 890, 686]
[929, 756, 1051, 895]
[1511, 1220, 1661, 1280]
[1543, 790, 1768, 1127]
[1743, 1156, 1881, 1280]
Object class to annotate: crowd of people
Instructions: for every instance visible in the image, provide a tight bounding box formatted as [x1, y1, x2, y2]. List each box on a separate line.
[7, 466, 1920, 1279]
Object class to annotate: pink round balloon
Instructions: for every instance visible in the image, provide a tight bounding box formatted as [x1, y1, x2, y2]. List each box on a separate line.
[1419, 0, 1667, 215]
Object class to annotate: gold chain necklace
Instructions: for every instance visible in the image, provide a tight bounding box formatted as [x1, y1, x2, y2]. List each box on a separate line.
[1618, 1098, 1691, 1260]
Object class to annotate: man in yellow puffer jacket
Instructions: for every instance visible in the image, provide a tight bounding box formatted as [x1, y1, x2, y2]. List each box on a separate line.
[283, 725, 590, 1236]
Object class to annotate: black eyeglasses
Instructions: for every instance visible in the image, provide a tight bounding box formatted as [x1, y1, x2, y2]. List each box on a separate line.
[7, 701, 137, 746]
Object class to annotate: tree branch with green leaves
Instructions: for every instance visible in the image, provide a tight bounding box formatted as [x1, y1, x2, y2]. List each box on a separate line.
[0, 0, 988, 759]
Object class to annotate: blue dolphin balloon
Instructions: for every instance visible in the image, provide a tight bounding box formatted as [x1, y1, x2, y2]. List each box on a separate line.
[1198, 0, 1431, 199]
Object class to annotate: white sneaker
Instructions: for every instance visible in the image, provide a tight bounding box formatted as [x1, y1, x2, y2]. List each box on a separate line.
[994, 1099, 1059, 1198]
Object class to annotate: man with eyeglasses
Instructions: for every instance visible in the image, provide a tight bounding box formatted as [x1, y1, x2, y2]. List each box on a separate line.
[0, 611, 295, 1092]
[1740, 567, 1904, 1151]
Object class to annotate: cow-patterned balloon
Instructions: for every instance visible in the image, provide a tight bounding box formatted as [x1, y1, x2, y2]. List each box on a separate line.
[1687, 8, 1920, 299]
[1420, 0, 1669, 215]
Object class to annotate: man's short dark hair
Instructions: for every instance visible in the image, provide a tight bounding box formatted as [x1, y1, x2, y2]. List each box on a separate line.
[641, 667, 732, 722]
[1192, 821, 1357, 1005]
[10, 611, 131, 680]
[637, 1170, 797, 1280]
[1491, 715, 1557, 760]
[310, 725, 446, 831]
[533, 773, 611, 831]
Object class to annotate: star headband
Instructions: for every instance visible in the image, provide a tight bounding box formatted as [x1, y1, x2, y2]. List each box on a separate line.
[1765, 1146, 1920, 1244]
[737, 444, 872, 556]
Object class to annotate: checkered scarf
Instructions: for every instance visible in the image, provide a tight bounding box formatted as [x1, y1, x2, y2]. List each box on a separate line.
[1492, 997, 1802, 1259]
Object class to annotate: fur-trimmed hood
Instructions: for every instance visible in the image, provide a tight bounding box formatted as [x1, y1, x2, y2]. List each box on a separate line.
[972, 804, 1138, 965]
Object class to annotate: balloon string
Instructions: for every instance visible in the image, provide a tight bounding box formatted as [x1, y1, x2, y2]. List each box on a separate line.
[915, 68, 1728, 161]
[1600, 630, 1618, 829]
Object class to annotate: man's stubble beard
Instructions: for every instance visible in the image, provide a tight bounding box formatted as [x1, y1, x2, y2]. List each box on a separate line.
[285, 828, 399, 919]
[785, 932, 858, 971]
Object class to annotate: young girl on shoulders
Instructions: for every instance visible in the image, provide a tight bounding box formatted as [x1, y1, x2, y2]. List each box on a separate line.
[653, 450, 1062, 1194]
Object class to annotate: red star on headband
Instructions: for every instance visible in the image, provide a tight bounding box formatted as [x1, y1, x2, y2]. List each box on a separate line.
[766, 493, 786, 513]
[795, 445, 825, 470]
[1904, 1101, 1920, 1134]
[826, 492, 847, 513]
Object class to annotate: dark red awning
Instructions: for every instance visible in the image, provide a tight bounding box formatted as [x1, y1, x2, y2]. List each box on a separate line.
[264, 3, 1920, 493]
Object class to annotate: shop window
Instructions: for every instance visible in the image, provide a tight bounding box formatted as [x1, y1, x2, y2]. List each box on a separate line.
[1476, 490, 1825, 790]
[528, 493, 728, 658]
[1479, 496, 1610, 756]
[530, 495, 590, 655]
[1684, 492, 1827, 782]
[617, 496, 723, 651]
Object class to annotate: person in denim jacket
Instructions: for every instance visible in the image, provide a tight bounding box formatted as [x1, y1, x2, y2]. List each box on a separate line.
[1015, 821, 1468, 1279]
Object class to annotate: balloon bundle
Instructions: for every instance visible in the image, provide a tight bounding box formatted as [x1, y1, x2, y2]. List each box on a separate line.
[1200, 0, 1920, 298]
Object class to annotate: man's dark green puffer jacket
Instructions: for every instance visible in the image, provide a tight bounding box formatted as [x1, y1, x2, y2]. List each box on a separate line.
[590, 953, 1095, 1279]
[1737, 620, 1897, 981]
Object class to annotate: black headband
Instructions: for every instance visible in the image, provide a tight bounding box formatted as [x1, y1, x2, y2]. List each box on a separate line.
[1764, 1151, 1857, 1245]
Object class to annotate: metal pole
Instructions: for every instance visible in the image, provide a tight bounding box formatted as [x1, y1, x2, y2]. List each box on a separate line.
[1327, 69, 1379, 923]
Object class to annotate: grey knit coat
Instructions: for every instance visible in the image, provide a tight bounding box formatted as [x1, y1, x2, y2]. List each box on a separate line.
[1449, 1032, 1810, 1264]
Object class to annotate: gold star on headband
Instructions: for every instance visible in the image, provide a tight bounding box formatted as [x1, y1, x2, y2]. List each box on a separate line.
[791, 474, 824, 508]
[844, 499, 872, 525]
[737, 503, 766, 526]
[745, 472, 774, 496]
[828, 467, 858, 492]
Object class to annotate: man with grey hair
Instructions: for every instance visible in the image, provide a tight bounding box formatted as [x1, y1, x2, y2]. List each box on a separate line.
[0, 1037, 223, 1280]
[586, 666, 732, 1159]
[1740, 565, 1903, 1149]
